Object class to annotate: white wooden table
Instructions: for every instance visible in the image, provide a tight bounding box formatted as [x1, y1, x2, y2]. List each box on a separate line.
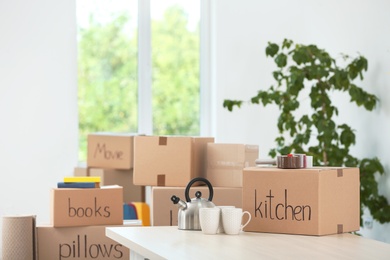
[106, 226, 390, 260]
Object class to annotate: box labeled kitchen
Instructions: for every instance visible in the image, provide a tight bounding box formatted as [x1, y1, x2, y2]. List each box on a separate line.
[242, 167, 360, 236]
[37, 225, 133, 260]
[133, 136, 214, 186]
[206, 143, 259, 187]
[151, 186, 242, 226]
[87, 133, 137, 170]
[51, 186, 123, 227]
[74, 165, 145, 203]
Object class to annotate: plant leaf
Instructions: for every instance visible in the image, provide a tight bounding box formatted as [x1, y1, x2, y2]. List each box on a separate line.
[275, 53, 287, 68]
[222, 100, 242, 112]
[266, 42, 279, 57]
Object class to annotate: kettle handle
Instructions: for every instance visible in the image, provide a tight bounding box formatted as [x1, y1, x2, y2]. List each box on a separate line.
[185, 177, 214, 202]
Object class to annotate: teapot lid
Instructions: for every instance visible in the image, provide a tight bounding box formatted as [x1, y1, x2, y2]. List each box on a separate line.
[190, 191, 215, 207]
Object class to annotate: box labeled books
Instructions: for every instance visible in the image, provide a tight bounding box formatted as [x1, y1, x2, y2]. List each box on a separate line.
[51, 185, 123, 227]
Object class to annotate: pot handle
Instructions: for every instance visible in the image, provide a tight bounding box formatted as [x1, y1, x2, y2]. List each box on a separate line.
[184, 177, 214, 202]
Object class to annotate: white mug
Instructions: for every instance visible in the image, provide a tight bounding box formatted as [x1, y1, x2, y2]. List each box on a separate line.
[216, 206, 235, 233]
[222, 208, 251, 235]
[199, 207, 220, 235]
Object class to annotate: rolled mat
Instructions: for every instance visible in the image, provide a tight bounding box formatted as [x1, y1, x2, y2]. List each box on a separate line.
[2, 215, 36, 260]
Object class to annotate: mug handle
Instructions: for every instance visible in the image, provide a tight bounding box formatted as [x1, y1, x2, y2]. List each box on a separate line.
[240, 211, 251, 231]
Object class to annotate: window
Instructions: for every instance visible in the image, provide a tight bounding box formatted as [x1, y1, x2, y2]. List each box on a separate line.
[77, 0, 204, 161]
[150, 1, 200, 135]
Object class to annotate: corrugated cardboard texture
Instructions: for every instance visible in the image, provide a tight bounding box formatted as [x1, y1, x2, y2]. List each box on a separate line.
[87, 133, 136, 170]
[318, 168, 360, 235]
[242, 167, 360, 236]
[151, 186, 242, 226]
[73, 166, 145, 203]
[94, 168, 145, 203]
[37, 225, 130, 260]
[133, 136, 214, 186]
[206, 143, 259, 187]
[51, 187, 123, 227]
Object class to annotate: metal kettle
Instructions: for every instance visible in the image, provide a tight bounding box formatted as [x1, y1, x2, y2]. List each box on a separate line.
[171, 177, 215, 230]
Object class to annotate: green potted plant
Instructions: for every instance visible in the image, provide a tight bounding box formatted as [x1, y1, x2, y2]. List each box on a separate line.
[223, 39, 390, 225]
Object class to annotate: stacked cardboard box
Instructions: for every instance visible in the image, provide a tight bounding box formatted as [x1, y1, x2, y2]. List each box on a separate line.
[75, 134, 360, 237]
[202, 143, 360, 236]
[132, 136, 259, 226]
[83, 132, 149, 226]
[37, 177, 137, 259]
[37, 224, 136, 260]
[242, 166, 360, 236]
[50, 183, 123, 227]
[87, 133, 135, 170]
[36, 132, 150, 259]
[206, 143, 259, 187]
[152, 186, 243, 226]
[133, 136, 214, 186]
[84, 133, 145, 204]
[74, 166, 145, 204]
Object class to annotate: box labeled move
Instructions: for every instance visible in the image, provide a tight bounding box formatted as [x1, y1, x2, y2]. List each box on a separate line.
[151, 186, 242, 226]
[87, 133, 138, 170]
[74, 166, 145, 203]
[206, 143, 259, 187]
[134, 136, 214, 186]
[51, 186, 123, 227]
[37, 224, 135, 260]
[242, 167, 360, 236]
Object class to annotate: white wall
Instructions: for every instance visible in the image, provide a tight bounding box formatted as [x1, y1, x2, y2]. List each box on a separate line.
[1, 0, 389, 254]
[0, 0, 78, 253]
[213, 0, 390, 243]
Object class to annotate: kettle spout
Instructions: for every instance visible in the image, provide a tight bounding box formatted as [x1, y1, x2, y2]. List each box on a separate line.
[171, 195, 187, 210]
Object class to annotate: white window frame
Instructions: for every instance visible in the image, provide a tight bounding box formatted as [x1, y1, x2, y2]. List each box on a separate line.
[137, 0, 152, 135]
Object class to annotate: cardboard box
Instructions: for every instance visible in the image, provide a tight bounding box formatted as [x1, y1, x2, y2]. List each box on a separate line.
[37, 224, 136, 260]
[74, 162, 88, 176]
[206, 143, 259, 187]
[133, 136, 214, 186]
[51, 186, 123, 227]
[95, 169, 145, 203]
[242, 167, 360, 236]
[151, 186, 242, 226]
[73, 166, 145, 203]
[87, 133, 137, 170]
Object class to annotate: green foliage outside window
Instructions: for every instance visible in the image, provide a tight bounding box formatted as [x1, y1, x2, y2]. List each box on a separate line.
[78, 6, 200, 161]
[78, 13, 138, 161]
[152, 6, 200, 135]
